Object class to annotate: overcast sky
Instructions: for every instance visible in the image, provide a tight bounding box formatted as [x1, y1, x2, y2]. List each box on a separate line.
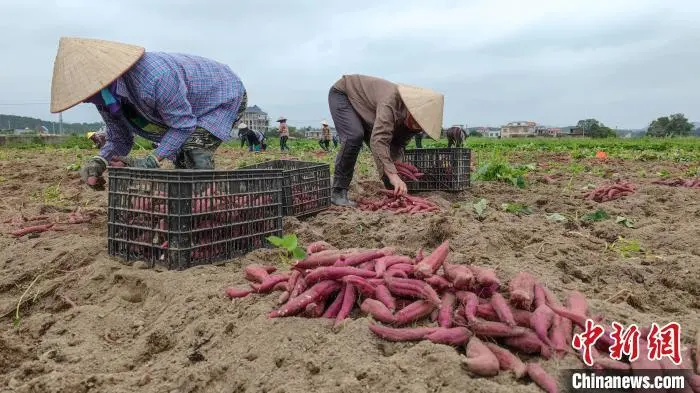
[1, 0, 698, 129]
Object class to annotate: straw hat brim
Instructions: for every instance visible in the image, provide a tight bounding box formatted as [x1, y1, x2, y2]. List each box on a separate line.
[50, 37, 145, 113]
[397, 84, 444, 140]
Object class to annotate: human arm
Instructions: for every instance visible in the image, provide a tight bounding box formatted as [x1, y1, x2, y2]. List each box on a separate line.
[150, 71, 198, 161]
[369, 104, 406, 195]
[98, 108, 134, 160]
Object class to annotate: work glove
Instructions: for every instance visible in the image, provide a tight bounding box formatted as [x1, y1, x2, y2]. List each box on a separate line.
[113, 154, 160, 169]
[80, 156, 108, 190]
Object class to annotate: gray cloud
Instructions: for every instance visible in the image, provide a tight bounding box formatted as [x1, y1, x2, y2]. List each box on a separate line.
[1, 0, 698, 129]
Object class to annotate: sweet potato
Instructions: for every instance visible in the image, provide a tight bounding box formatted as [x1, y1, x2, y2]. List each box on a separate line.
[322, 289, 345, 319]
[534, 284, 547, 309]
[549, 315, 569, 358]
[476, 303, 499, 321]
[341, 275, 376, 297]
[508, 272, 536, 310]
[251, 273, 291, 293]
[530, 304, 554, 346]
[304, 300, 326, 318]
[360, 298, 395, 324]
[306, 241, 333, 254]
[463, 291, 479, 322]
[549, 305, 589, 329]
[290, 277, 306, 299]
[368, 323, 436, 342]
[425, 327, 471, 346]
[414, 248, 424, 264]
[11, 223, 55, 237]
[696, 331, 700, 374]
[512, 309, 533, 329]
[526, 363, 559, 393]
[293, 249, 358, 269]
[425, 275, 453, 291]
[461, 337, 500, 377]
[567, 290, 588, 317]
[357, 261, 376, 271]
[225, 287, 252, 298]
[413, 240, 449, 278]
[334, 283, 357, 327]
[443, 261, 474, 290]
[491, 293, 516, 326]
[375, 284, 396, 311]
[468, 265, 500, 288]
[483, 342, 527, 379]
[438, 292, 456, 328]
[304, 266, 377, 285]
[386, 263, 415, 275]
[504, 330, 551, 358]
[469, 319, 529, 338]
[334, 249, 389, 267]
[269, 280, 340, 318]
[394, 300, 435, 325]
[384, 276, 441, 306]
[375, 255, 413, 277]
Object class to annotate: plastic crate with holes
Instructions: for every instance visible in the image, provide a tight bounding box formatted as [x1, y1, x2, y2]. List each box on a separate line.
[107, 168, 284, 270]
[238, 159, 331, 217]
[402, 148, 471, 192]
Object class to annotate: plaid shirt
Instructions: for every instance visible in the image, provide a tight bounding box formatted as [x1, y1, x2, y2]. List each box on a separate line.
[97, 52, 245, 160]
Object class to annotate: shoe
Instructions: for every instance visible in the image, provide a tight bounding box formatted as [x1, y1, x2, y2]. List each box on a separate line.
[331, 188, 356, 207]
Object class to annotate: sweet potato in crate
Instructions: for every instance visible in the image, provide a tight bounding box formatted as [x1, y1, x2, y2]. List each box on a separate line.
[107, 167, 284, 270]
[403, 148, 471, 192]
[238, 159, 331, 217]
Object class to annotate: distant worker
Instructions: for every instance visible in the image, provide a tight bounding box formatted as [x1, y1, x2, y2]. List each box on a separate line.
[414, 130, 427, 148]
[328, 74, 443, 206]
[86, 131, 107, 149]
[319, 120, 331, 152]
[277, 116, 290, 152]
[49, 37, 247, 190]
[332, 133, 339, 149]
[238, 123, 267, 152]
[445, 126, 467, 148]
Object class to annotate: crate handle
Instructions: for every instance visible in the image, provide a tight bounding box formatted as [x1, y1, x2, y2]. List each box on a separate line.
[301, 173, 317, 181]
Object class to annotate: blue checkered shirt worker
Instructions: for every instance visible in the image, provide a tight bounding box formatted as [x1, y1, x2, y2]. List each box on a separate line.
[97, 52, 246, 161]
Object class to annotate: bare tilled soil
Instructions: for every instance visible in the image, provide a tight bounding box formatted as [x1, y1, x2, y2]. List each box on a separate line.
[0, 148, 697, 393]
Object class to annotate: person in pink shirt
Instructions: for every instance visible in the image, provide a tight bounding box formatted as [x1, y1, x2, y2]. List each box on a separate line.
[277, 116, 290, 151]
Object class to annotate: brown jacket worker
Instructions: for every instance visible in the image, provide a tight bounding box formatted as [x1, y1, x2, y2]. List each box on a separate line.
[328, 74, 444, 206]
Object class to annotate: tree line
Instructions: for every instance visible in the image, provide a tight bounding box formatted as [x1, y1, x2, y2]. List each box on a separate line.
[577, 113, 697, 138]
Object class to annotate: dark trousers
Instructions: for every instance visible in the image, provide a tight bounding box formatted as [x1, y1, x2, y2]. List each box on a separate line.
[173, 127, 222, 169]
[447, 137, 463, 148]
[280, 136, 289, 151]
[329, 87, 370, 190]
[319, 139, 330, 151]
[415, 134, 423, 148]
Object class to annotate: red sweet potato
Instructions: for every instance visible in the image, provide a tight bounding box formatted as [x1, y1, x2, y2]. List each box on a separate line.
[394, 300, 435, 325]
[290, 277, 306, 299]
[491, 293, 516, 326]
[322, 289, 345, 319]
[375, 284, 396, 311]
[413, 240, 449, 278]
[425, 275, 453, 291]
[269, 280, 340, 318]
[360, 298, 395, 324]
[462, 337, 500, 377]
[414, 248, 424, 264]
[293, 249, 358, 269]
[483, 342, 527, 379]
[341, 275, 376, 297]
[530, 304, 554, 346]
[463, 291, 479, 321]
[251, 273, 291, 293]
[549, 315, 570, 358]
[541, 285, 561, 307]
[304, 266, 377, 285]
[334, 283, 357, 327]
[386, 263, 415, 275]
[527, 363, 559, 393]
[476, 303, 499, 321]
[512, 309, 533, 329]
[225, 287, 252, 298]
[425, 327, 471, 346]
[508, 272, 536, 310]
[438, 292, 456, 328]
[384, 276, 441, 306]
[306, 241, 333, 254]
[357, 261, 376, 271]
[334, 249, 389, 267]
[469, 319, 529, 338]
[368, 323, 436, 342]
[504, 330, 551, 358]
[468, 265, 500, 288]
[549, 305, 589, 329]
[443, 261, 474, 290]
[278, 290, 290, 305]
[11, 223, 55, 237]
[304, 300, 326, 318]
[475, 282, 500, 298]
[567, 290, 588, 317]
[534, 284, 547, 309]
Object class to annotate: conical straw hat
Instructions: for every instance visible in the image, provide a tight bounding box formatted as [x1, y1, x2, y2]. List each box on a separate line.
[397, 84, 444, 140]
[50, 37, 145, 113]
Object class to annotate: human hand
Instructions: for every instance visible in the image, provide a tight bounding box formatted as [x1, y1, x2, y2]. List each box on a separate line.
[79, 156, 108, 190]
[387, 173, 407, 196]
[113, 154, 160, 169]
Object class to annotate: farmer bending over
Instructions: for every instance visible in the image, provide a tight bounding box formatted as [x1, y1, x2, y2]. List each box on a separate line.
[445, 126, 467, 148]
[328, 74, 444, 206]
[49, 37, 247, 190]
[238, 123, 267, 152]
[86, 131, 107, 149]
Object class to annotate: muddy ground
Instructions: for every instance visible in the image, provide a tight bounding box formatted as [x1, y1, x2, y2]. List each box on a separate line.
[0, 147, 698, 393]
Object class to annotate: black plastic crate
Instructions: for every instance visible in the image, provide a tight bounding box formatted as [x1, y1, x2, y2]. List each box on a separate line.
[238, 160, 331, 217]
[107, 168, 284, 270]
[403, 148, 471, 192]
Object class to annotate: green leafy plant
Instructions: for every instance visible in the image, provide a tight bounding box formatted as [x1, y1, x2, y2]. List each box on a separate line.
[472, 198, 488, 220]
[615, 216, 635, 228]
[474, 162, 533, 188]
[501, 202, 532, 215]
[546, 213, 569, 223]
[582, 209, 609, 222]
[267, 233, 306, 264]
[607, 236, 643, 258]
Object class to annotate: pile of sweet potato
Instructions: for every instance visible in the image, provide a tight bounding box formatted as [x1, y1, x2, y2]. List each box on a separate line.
[115, 186, 276, 263]
[652, 178, 700, 188]
[395, 160, 424, 182]
[226, 241, 698, 392]
[357, 190, 440, 214]
[584, 181, 636, 202]
[290, 185, 325, 214]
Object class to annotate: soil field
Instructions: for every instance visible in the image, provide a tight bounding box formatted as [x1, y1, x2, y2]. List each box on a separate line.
[0, 143, 698, 393]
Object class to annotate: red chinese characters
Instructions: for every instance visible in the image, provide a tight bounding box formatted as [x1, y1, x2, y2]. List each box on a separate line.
[572, 319, 605, 367]
[609, 322, 641, 362]
[646, 322, 681, 365]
